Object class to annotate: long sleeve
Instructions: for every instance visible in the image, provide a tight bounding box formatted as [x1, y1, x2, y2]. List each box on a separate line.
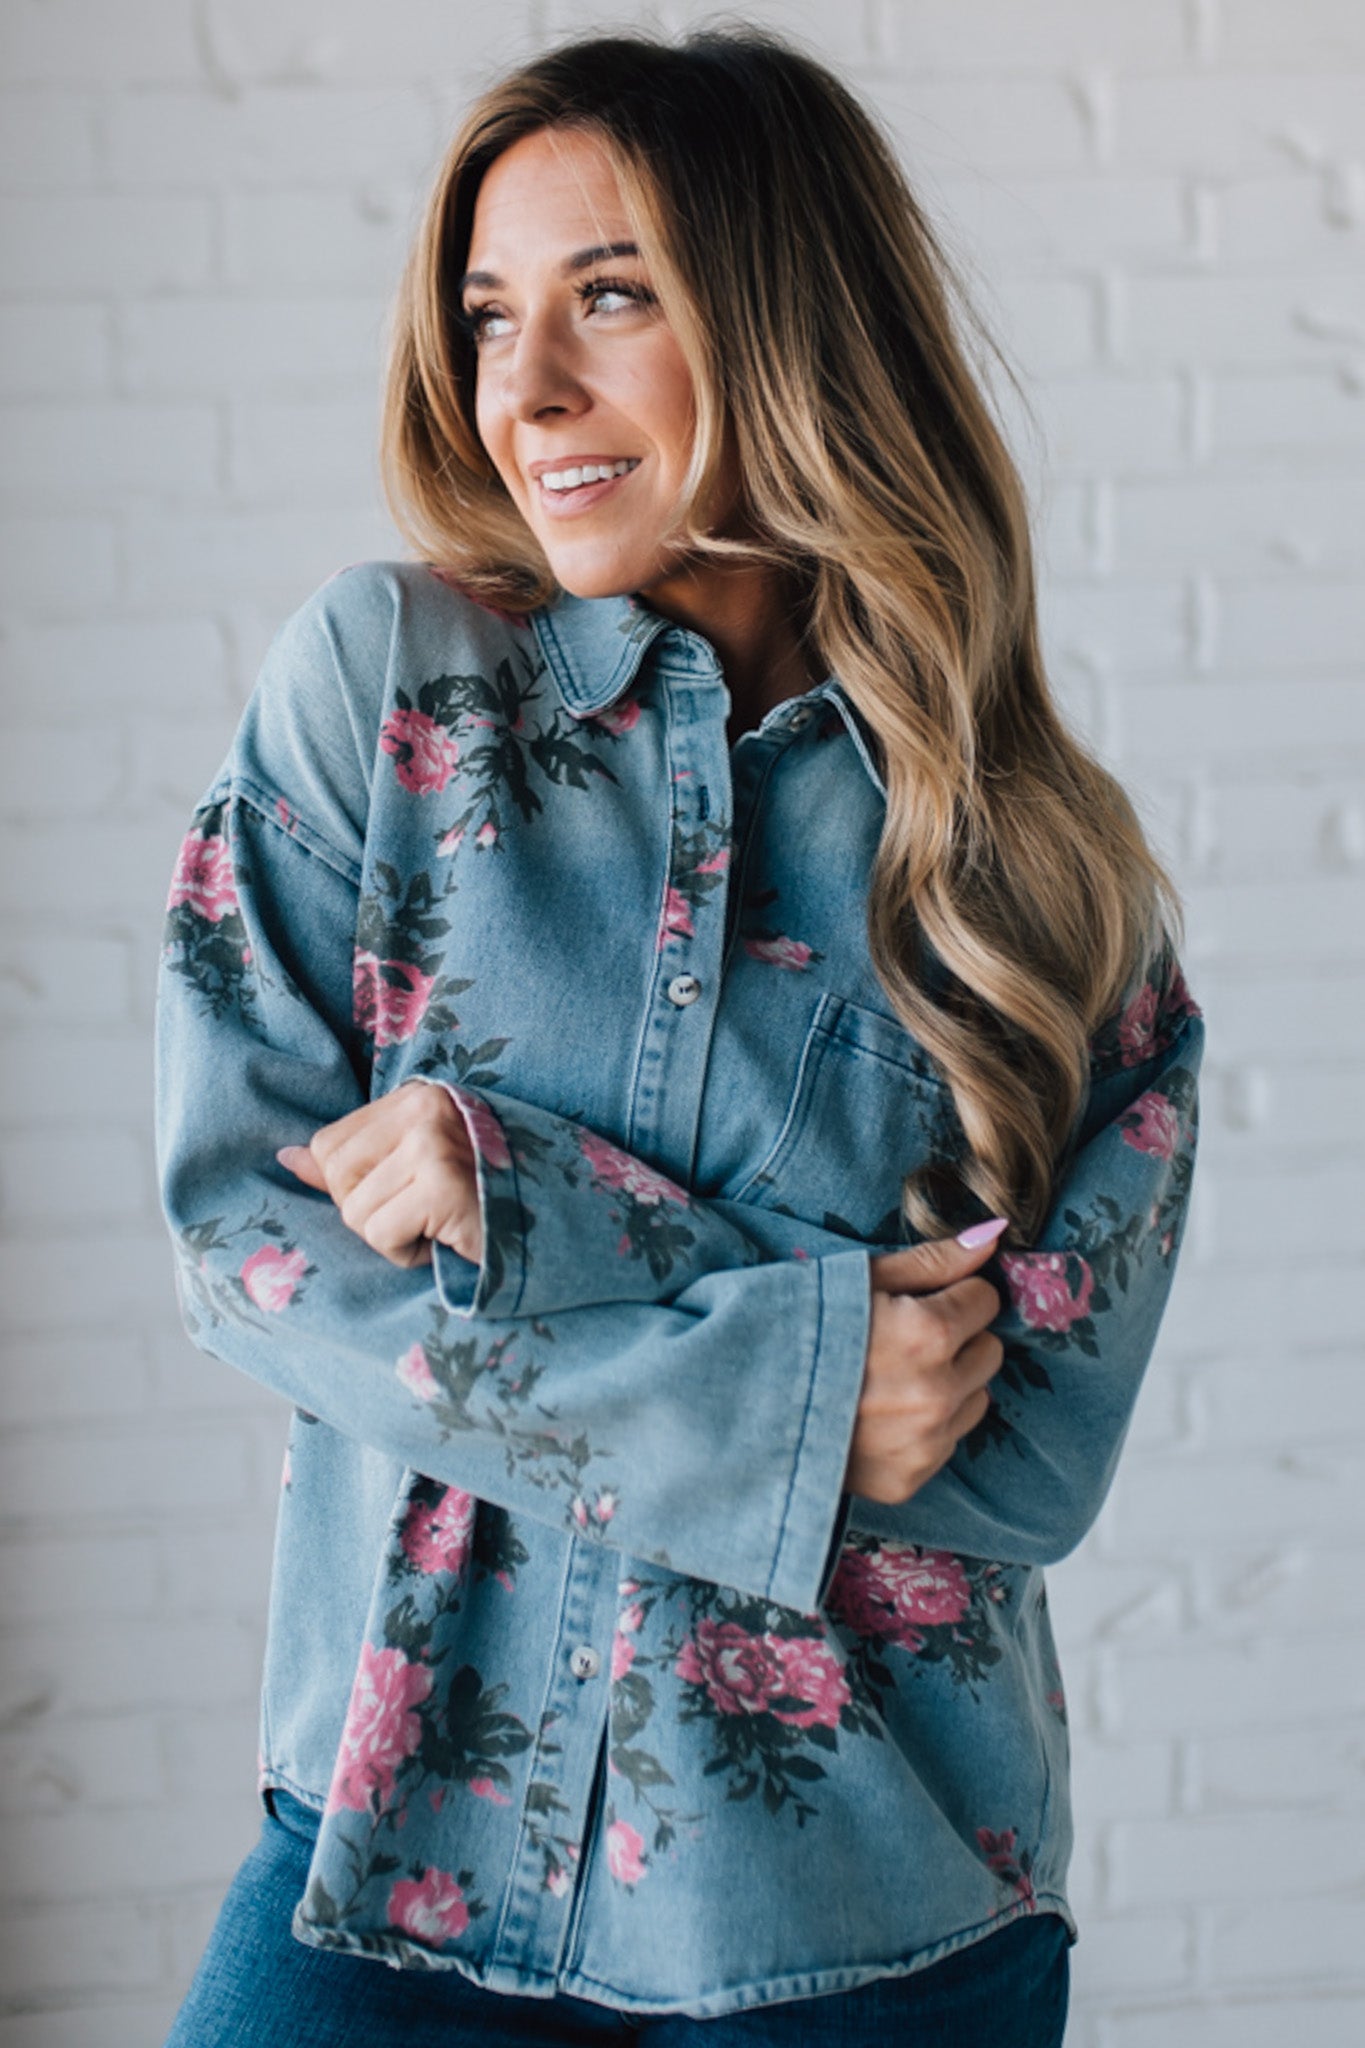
[422, 947, 1204, 1574]
[155, 776, 871, 1617]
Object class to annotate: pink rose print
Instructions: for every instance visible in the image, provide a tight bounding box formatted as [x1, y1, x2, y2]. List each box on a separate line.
[1117, 980, 1160, 1065]
[611, 1631, 636, 1684]
[675, 1620, 786, 1717]
[999, 1250, 1094, 1334]
[977, 1826, 1037, 1910]
[547, 1863, 572, 1897]
[397, 1341, 439, 1402]
[449, 1089, 512, 1172]
[1122, 1089, 1180, 1161]
[352, 952, 434, 1047]
[578, 1130, 688, 1207]
[620, 1602, 644, 1634]
[606, 1819, 647, 1885]
[475, 820, 498, 849]
[468, 1775, 511, 1805]
[400, 1487, 476, 1576]
[743, 933, 814, 970]
[656, 885, 695, 949]
[593, 1489, 618, 1523]
[438, 823, 465, 855]
[380, 707, 460, 796]
[167, 828, 238, 923]
[325, 1643, 433, 1814]
[768, 1635, 851, 1730]
[594, 699, 641, 735]
[387, 1867, 470, 1942]
[240, 1244, 307, 1313]
[695, 848, 729, 874]
[827, 1544, 969, 1651]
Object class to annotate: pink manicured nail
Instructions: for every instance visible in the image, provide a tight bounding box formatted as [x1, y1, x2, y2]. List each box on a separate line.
[956, 1216, 1009, 1247]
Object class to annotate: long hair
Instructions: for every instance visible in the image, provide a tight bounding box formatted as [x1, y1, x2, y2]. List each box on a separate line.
[380, 23, 1182, 1243]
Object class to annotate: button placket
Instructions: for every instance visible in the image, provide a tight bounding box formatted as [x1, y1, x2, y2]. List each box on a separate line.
[569, 1644, 601, 1681]
[667, 973, 701, 1007]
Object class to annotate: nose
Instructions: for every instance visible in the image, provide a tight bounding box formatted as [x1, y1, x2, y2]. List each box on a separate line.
[497, 307, 590, 424]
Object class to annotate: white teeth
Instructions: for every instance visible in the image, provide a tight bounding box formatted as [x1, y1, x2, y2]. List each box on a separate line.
[540, 458, 638, 492]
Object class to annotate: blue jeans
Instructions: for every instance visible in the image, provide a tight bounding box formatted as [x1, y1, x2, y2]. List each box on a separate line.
[164, 1791, 1070, 2046]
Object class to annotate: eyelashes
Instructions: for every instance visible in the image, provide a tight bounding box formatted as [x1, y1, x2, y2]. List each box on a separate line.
[457, 277, 658, 343]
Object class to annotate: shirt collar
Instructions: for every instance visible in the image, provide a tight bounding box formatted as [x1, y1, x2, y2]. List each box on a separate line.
[527, 586, 887, 799]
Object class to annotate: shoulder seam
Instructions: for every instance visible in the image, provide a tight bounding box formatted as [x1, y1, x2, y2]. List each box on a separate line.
[226, 771, 363, 889]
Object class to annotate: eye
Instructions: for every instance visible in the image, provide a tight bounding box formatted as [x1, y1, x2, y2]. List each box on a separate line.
[577, 278, 656, 316]
[459, 303, 512, 345]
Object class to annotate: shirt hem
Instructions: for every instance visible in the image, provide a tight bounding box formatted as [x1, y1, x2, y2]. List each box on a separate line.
[287, 1890, 1076, 2018]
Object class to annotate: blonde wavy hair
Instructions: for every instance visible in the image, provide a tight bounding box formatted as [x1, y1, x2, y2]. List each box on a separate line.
[380, 24, 1182, 1244]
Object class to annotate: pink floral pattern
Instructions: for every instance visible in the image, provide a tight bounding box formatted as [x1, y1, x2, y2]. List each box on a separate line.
[396, 1341, 439, 1402]
[826, 1544, 971, 1654]
[326, 1644, 433, 1814]
[167, 827, 238, 923]
[743, 933, 816, 970]
[977, 1826, 1037, 1910]
[1121, 1089, 1181, 1161]
[387, 1867, 470, 1941]
[240, 1244, 307, 1313]
[606, 1818, 647, 1885]
[594, 699, 641, 735]
[400, 1486, 476, 1577]
[353, 951, 435, 1047]
[380, 706, 460, 796]
[674, 1619, 849, 1729]
[579, 1130, 688, 1207]
[451, 1090, 513, 1172]
[999, 1250, 1095, 1334]
[656, 885, 695, 948]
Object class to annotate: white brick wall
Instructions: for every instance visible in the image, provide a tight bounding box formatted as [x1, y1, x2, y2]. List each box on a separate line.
[0, 1, 1361, 2039]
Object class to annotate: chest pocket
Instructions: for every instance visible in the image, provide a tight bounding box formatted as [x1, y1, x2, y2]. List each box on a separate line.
[724, 992, 964, 1246]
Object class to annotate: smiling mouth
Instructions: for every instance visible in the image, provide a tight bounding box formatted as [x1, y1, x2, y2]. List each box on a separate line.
[536, 457, 640, 495]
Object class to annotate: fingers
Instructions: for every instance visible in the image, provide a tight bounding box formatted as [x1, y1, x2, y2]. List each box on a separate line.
[868, 1216, 1008, 1298]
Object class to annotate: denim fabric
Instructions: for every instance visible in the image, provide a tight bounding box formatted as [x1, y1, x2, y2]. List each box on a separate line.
[163, 1792, 1069, 2045]
[154, 560, 1202, 2016]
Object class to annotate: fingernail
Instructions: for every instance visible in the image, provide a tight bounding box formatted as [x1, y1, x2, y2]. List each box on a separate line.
[276, 1146, 304, 1169]
[956, 1216, 1009, 1247]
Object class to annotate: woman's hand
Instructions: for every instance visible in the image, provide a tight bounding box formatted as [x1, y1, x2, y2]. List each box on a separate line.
[276, 1081, 483, 1270]
[844, 1221, 1008, 1504]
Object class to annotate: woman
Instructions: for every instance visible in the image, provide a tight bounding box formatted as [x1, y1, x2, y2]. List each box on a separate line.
[155, 25, 1203, 2046]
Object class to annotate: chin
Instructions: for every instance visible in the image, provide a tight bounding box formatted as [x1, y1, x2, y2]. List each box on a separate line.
[543, 552, 649, 601]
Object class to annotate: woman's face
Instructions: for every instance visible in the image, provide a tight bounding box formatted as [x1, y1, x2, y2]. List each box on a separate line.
[462, 126, 733, 601]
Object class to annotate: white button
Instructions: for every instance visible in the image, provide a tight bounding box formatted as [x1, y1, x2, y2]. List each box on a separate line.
[788, 706, 814, 730]
[569, 1644, 600, 1680]
[667, 973, 701, 1006]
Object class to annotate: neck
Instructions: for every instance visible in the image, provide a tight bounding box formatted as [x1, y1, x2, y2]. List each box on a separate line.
[636, 559, 823, 724]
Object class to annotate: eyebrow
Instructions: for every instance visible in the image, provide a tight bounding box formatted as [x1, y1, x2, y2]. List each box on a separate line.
[457, 241, 643, 296]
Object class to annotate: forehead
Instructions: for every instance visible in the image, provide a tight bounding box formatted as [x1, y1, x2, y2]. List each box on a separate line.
[467, 128, 634, 266]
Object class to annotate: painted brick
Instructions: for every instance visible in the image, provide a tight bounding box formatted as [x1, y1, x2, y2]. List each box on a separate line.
[0, 1422, 253, 1521]
[0, 303, 109, 398]
[0, 93, 99, 189]
[229, 396, 384, 502]
[0, 1794, 262, 1905]
[117, 294, 386, 397]
[1069, 1910, 1192, 1995]
[0, 1714, 163, 1818]
[1109, 1452, 1365, 1551]
[0, 1332, 151, 1430]
[0, 1127, 151, 1225]
[1114, 473, 1365, 576]
[104, 85, 440, 188]
[869, 74, 1093, 175]
[1116, 679, 1365, 766]
[0, 935, 133, 1026]
[1118, 272, 1365, 370]
[198, 0, 527, 89]
[223, 187, 415, 292]
[1100, 1996, 1365, 2048]
[0, 515, 117, 611]
[1109, 1813, 1365, 1909]
[0, 0, 203, 84]
[0, 401, 220, 510]
[1113, 74, 1365, 174]
[1212, 371, 1365, 465]
[1189, 1726, 1365, 1813]
[0, 1030, 152, 1129]
[1216, 577, 1365, 674]
[0, 618, 232, 716]
[1218, 1, 1365, 66]
[936, 173, 1188, 274]
[121, 505, 398, 609]
[0, 1900, 161, 2001]
[0, 723, 126, 816]
[1103, 1638, 1365, 1738]
[0, 1531, 160, 1625]
[879, 0, 1187, 71]
[0, 1617, 264, 1736]
[0, 194, 213, 295]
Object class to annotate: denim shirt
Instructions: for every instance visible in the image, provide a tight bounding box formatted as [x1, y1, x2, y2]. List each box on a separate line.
[153, 560, 1204, 2017]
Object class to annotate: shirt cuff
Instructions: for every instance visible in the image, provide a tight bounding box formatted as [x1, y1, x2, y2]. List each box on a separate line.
[767, 1246, 870, 1615]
